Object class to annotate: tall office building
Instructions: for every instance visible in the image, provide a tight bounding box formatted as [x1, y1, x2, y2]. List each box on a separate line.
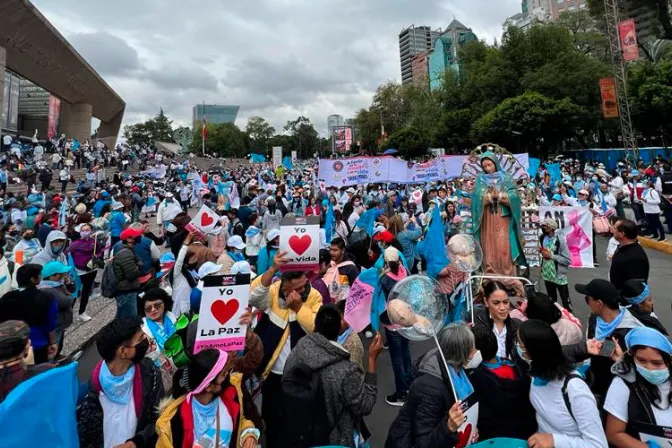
[399, 25, 440, 85]
[192, 104, 240, 129]
[327, 114, 344, 136]
[428, 20, 478, 91]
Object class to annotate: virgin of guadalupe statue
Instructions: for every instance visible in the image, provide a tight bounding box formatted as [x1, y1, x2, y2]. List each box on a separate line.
[470, 150, 526, 295]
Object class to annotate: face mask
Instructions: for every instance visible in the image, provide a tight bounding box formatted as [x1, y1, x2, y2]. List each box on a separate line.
[9, 231, 18, 237]
[271, 244, 279, 250]
[354, 201, 361, 207]
[80, 231, 91, 238]
[516, 343, 530, 364]
[636, 363, 670, 385]
[592, 176, 598, 182]
[132, 338, 150, 363]
[51, 243, 64, 254]
[465, 350, 482, 369]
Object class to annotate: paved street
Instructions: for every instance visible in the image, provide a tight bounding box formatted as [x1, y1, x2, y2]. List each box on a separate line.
[75, 236, 672, 446]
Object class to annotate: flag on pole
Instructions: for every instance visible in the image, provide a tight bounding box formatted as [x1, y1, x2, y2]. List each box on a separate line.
[201, 116, 207, 141]
[417, 206, 448, 279]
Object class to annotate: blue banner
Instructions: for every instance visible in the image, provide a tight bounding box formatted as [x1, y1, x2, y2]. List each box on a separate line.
[250, 153, 265, 163]
[0, 363, 80, 448]
[545, 162, 562, 185]
[527, 157, 541, 178]
[282, 156, 294, 170]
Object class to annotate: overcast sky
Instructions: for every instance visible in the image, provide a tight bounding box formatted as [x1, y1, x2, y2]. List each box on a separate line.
[33, 0, 521, 136]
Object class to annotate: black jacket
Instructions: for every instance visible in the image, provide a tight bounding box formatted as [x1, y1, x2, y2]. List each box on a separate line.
[112, 245, 141, 292]
[386, 350, 460, 448]
[609, 242, 649, 290]
[468, 364, 537, 441]
[473, 306, 521, 361]
[76, 358, 164, 448]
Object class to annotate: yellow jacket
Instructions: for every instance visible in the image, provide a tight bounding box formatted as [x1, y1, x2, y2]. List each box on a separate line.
[155, 372, 256, 448]
[248, 274, 323, 379]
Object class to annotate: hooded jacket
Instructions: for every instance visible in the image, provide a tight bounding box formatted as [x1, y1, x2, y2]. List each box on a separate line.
[283, 333, 377, 447]
[386, 349, 460, 448]
[32, 230, 68, 266]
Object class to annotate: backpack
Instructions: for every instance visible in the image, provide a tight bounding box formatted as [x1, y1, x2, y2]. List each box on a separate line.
[323, 261, 356, 303]
[101, 250, 127, 298]
[280, 362, 338, 448]
[562, 373, 586, 422]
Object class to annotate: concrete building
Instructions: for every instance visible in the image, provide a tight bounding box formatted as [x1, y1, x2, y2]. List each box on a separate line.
[551, 0, 588, 18]
[399, 25, 440, 85]
[411, 50, 430, 88]
[0, 0, 125, 147]
[192, 104, 239, 129]
[427, 20, 478, 91]
[327, 114, 344, 136]
[506, 0, 553, 29]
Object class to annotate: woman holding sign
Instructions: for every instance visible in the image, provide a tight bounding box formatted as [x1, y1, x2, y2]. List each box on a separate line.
[604, 327, 672, 447]
[156, 349, 260, 448]
[386, 323, 481, 448]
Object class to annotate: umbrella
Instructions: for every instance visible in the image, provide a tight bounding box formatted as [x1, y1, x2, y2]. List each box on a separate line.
[383, 148, 399, 155]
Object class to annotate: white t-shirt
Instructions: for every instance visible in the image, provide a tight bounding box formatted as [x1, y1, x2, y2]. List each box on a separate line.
[642, 188, 662, 215]
[270, 334, 291, 375]
[606, 237, 619, 260]
[530, 376, 607, 448]
[493, 322, 508, 359]
[2, 135, 11, 146]
[604, 377, 672, 426]
[100, 392, 137, 448]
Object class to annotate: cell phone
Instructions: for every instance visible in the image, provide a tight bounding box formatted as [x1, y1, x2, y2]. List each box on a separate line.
[599, 340, 616, 357]
[510, 296, 525, 309]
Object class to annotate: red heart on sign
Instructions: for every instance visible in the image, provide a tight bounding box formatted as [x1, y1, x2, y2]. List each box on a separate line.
[455, 423, 472, 448]
[210, 299, 239, 325]
[289, 235, 312, 256]
[200, 213, 214, 227]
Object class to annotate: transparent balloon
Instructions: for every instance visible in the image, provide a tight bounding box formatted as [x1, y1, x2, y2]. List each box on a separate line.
[387, 275, 447, 341]
[447, 234, 483, 273]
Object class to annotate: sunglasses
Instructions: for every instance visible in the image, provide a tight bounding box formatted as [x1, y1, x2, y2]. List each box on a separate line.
[144, 301, 164, 312]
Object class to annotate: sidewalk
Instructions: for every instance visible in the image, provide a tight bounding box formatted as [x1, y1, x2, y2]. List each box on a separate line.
[638, 235, 672, 255]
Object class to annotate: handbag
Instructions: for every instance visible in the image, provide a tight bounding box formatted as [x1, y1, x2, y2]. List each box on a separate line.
[593, 215, 610, 234]
[87, 236, 105, 270]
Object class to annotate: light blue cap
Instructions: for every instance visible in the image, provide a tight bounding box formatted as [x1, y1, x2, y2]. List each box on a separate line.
[41, 261, 70, 279]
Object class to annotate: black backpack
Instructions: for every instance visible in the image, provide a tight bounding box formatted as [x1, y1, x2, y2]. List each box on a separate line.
[280, 362, 337, 448]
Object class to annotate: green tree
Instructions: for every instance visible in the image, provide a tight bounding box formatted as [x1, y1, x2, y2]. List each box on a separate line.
[284, 116, 320, 158]
[192, 122, 248, 157]
[354, 108, 382, 152]
[472, 92, 586, 153]
[629, 59, 672, 144]
[386, 125, 428, 159]
[122, 108, 174, 146]
[556, 10, 609, 61]
[246, 116, 276, 146]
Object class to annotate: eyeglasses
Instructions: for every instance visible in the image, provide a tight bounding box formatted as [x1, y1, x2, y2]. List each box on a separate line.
[144, 301, 164, 312]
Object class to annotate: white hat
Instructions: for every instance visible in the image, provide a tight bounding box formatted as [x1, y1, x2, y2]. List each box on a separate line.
[227, 235, 246, 250]
[267, 228, 281, 242]
[111, 201, 124, 210]
[384, 247, 400, 263]
[373, 224, 386, 235]
[197, 262, 220, 278]
[165, 192, 174, 198]
[230, 261, 257, 279]
[346, 187, 356, 194]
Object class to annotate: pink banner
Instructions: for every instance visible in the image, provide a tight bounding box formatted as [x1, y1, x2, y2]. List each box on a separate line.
[343, 278, 374, 332]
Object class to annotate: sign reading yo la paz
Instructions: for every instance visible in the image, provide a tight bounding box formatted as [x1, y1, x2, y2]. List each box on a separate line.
[194, 274, 250, 353]
[279, 216, 320, 272]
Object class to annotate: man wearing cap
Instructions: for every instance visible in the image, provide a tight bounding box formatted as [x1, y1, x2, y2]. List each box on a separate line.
[540, 219, 573, 312]
[0, 320, 53, 402]
[249, 251, 323, 448]
[217, 235, 247, 274]
[572, 279, 647, 398]
[112, 228, 143, 318]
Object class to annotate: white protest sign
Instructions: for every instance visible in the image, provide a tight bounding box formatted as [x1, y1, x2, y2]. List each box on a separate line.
[194, 274, 250, 353]
[187, 205, 220, 233]
[272, 147, 282, 168]
[457, 395, 479, 447]
[279, 216, 320, 272]
[538, 206, 594, 268]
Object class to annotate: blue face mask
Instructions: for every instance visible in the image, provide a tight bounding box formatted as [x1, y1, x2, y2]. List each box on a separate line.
[636, 363, 670, 385]
[516, 343, 530, 364]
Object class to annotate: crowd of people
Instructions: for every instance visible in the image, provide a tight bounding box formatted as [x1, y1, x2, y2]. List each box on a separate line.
[0, 135, 671, 448]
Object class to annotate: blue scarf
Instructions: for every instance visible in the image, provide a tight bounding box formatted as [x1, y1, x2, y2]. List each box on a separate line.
[337, 328, 352, 346]
[38, 280, 64, 289]
[595, 307, 626, 341]
[482, 356, 515, 370]
[145, 315, 176, 351]
[227, 251, 245, 262]
[192, 397, 219, 442]
[99, 362, 135, 405]
[448, 365, 474, 401]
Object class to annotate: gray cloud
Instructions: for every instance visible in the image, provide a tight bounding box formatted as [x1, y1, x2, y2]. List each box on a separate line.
[33, 0, 521, 136]
[68, 31, 142, 76]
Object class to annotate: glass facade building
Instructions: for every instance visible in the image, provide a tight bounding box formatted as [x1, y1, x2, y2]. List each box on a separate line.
[192, 104, 240, 128]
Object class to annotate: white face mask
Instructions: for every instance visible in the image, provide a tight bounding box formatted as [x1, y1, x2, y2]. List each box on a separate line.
[465, 350, 482, 369]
